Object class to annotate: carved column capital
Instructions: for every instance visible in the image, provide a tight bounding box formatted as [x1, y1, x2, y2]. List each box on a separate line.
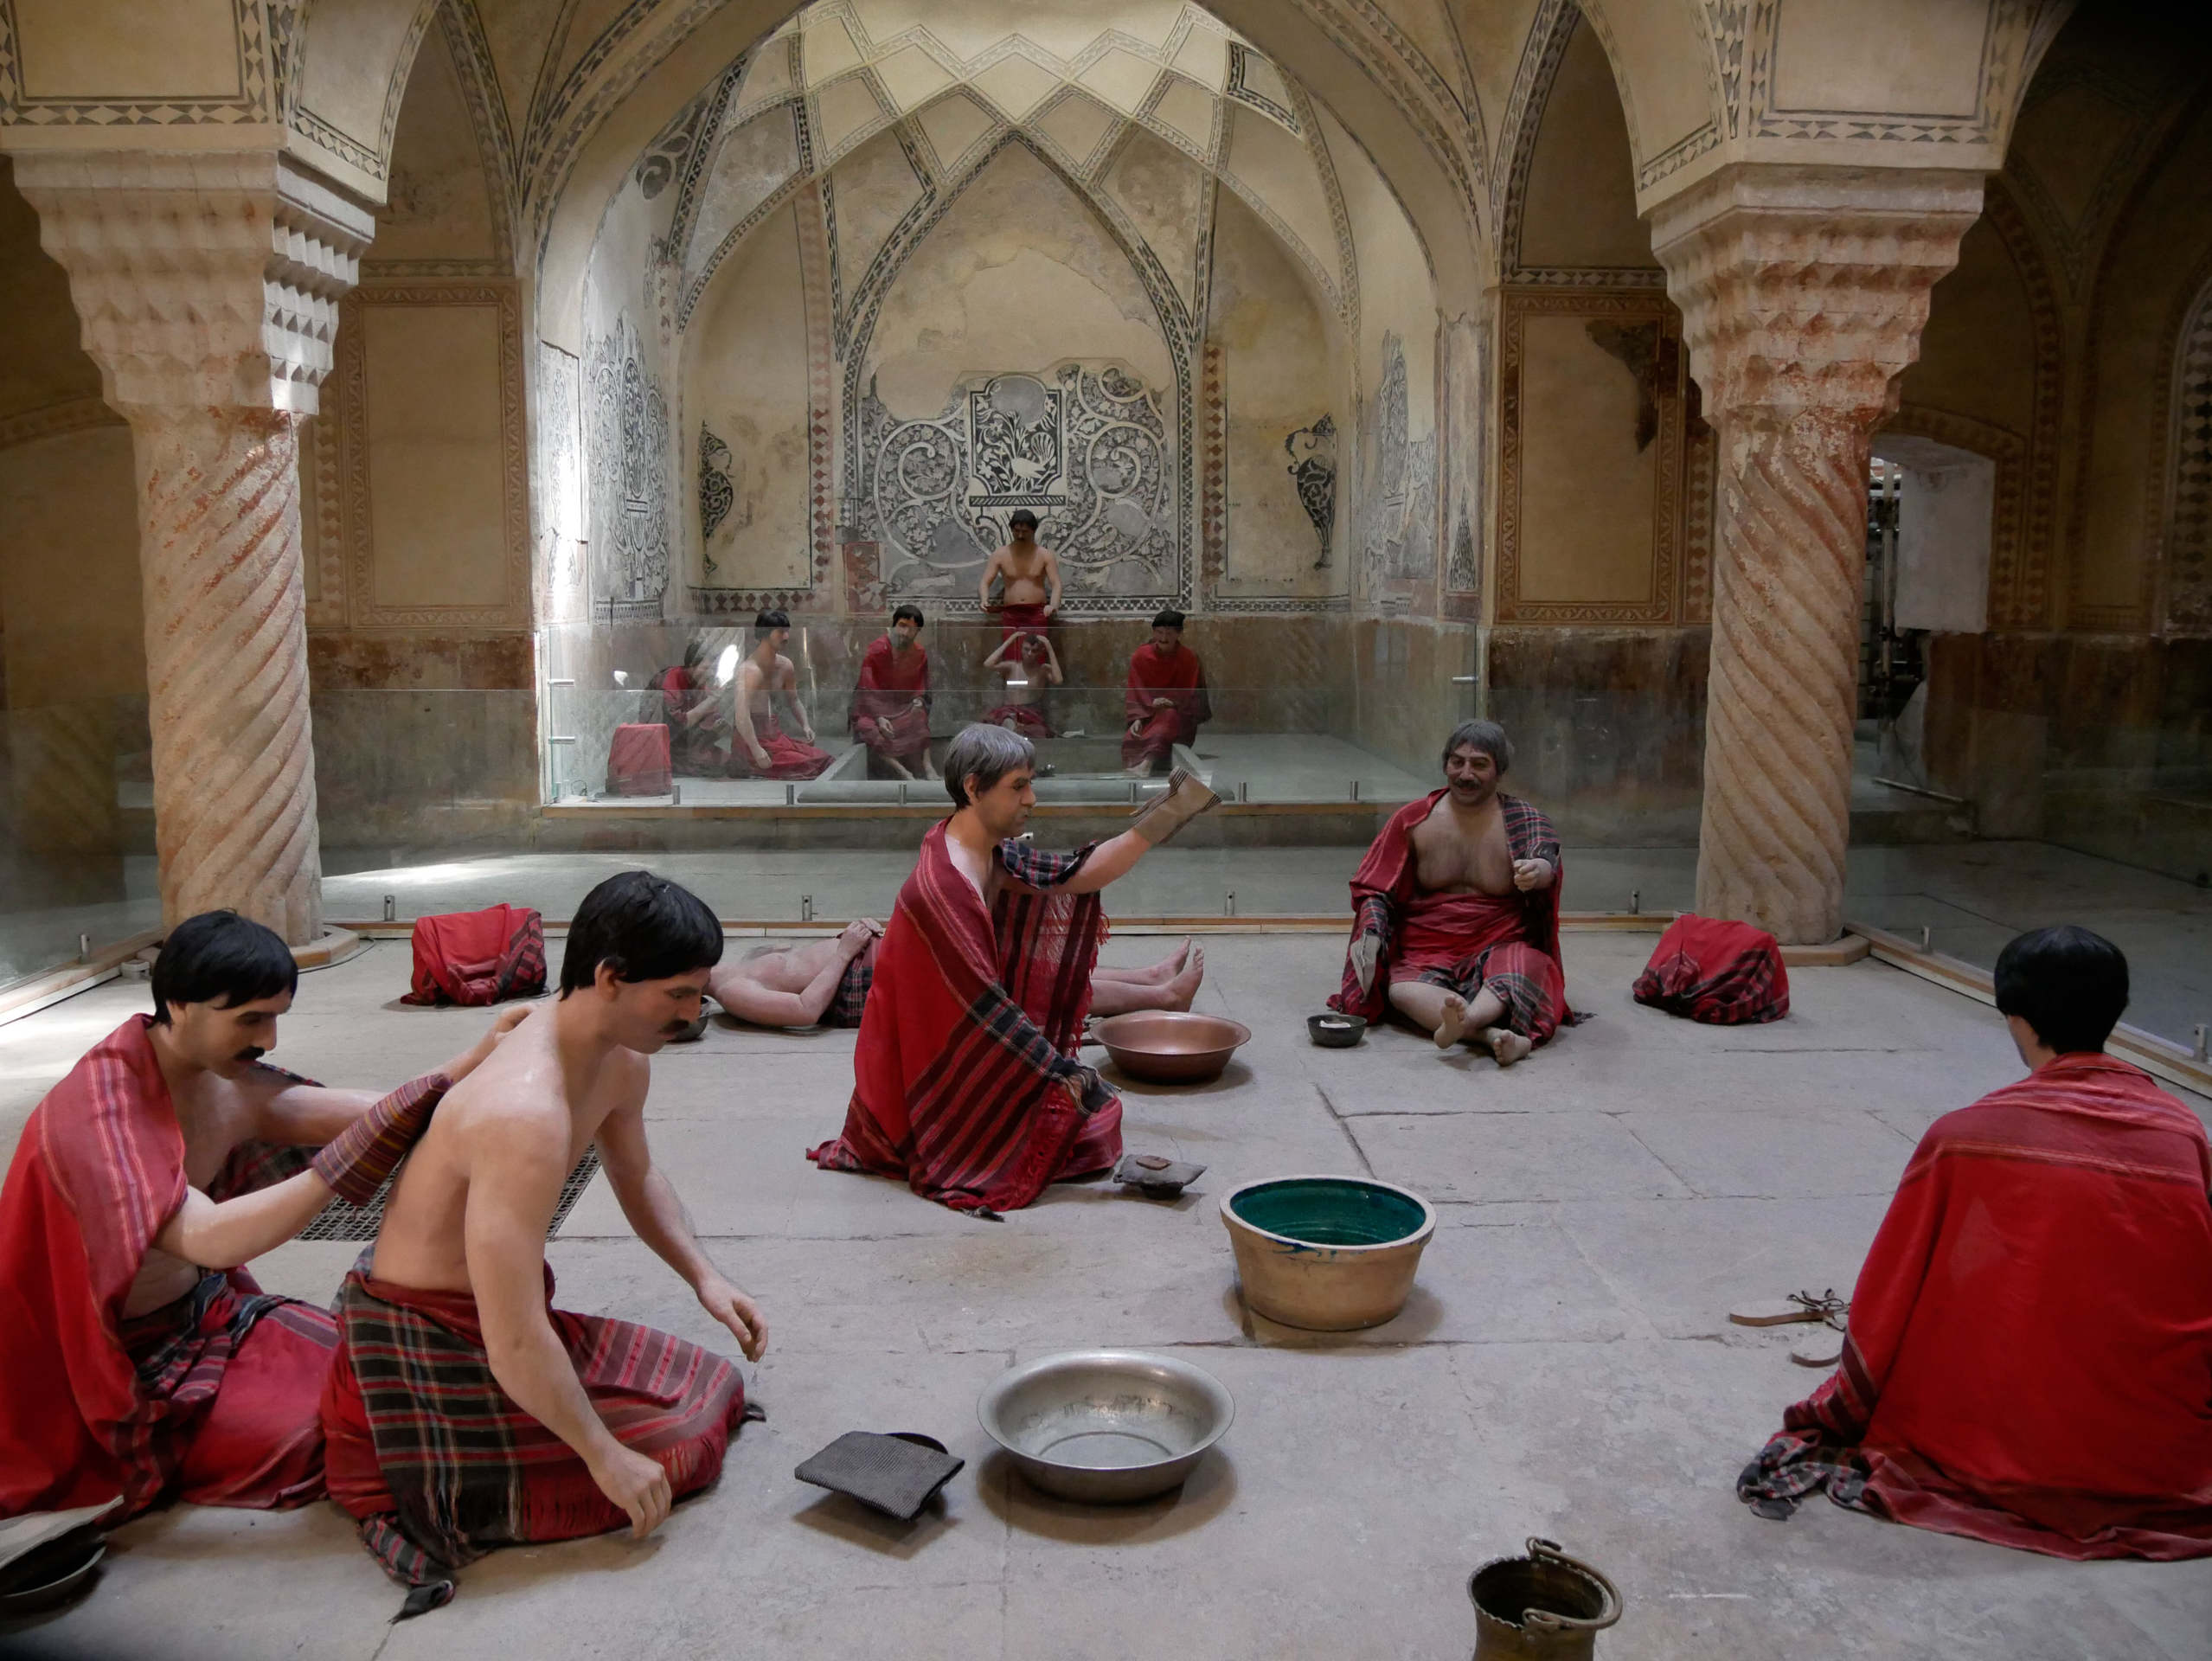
[1649, 164, 1985, 433]
[10, 149, 372, 415]
[1648, 164, 1988, 944]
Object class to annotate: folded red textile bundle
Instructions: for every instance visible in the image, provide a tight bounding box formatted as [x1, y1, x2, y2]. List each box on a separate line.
[1633, 914, 1789, 1024]
[400, 906, 547, 1008]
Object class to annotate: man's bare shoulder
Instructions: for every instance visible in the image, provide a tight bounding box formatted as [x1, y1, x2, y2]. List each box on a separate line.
[438, 1011, 572, 1142]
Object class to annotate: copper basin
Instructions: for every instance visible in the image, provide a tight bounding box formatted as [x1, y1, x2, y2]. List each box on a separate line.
[1087, 1012, 1252, 1084]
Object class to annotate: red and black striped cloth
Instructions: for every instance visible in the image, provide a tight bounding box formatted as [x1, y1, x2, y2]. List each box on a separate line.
[810, 824, 1120, 1214]
[323, 1264, 747, 1613]
[1632, 914, 1789, 1024]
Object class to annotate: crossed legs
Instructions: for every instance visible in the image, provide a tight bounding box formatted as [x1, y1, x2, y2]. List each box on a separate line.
[1087, 940, 1205, 1016]
[1387, 978, 1532, 1066]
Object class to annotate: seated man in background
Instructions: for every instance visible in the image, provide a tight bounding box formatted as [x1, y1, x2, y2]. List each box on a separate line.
[1327, 720, 1565, 1066]
[322, 872, 766, 1615]
[982, 631, 1061, 741]
[810, 724, 1216, 1213]
[711, 920, 1203, 1030]
[0, 912, 510, 1523]
[1739, 927, 2212, 1560]
[851, 605, 936, 781]
[654, 638, 732, 776]
[731, 609, 832, 780]
[1123, 609, 1209, 777]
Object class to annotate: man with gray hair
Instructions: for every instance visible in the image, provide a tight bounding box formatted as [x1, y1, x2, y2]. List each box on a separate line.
[1326, 719, 1568, 1065]
[810, 723, 1217, 1213]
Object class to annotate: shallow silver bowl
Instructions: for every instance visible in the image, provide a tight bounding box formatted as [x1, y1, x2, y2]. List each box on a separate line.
[978, 1349, 1234, 1503]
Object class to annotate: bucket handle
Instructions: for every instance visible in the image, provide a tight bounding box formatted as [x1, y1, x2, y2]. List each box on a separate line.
[1519, 1538, 1623, 1636]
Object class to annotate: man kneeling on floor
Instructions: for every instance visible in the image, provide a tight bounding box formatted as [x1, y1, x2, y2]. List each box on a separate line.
[1738, 926, 2212, 1559]
[1326, 719, 1566, 1065]
[321, 872, 767, 1615]
[0, 912, 511, 1524]
[809, 722, 1216, 1213]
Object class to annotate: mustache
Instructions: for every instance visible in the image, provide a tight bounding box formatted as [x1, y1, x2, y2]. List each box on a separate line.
[234, 1046, 266, 1063]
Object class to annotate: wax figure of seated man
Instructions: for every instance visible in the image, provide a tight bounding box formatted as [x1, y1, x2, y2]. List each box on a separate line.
[1739, 926, 2212, 1561]
[810, 723, 1219, 1213]
[320, 872, 766, 1615]
[0, 911, 515, 1523]
[981, 631, 1061, 741]
[850, 605, 937, 782]
[978, 508, 1061, 640]
[731, 609, 832, 780]
[1122, 609, 1209, 777]
[1326, 719, 1566, 1067]
[709, 919, 1204, 1030]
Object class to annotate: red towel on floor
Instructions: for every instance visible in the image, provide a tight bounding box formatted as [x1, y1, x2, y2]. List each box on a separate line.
[1739, 1054, 2212, 1559]
[808, 824, 1120, 1213]
[400, 906, 547, 1008]
[606, 723, 672, 796]
[0, 1016, 338, 1520]
[730, 716, 834, 780]
[1632, 914, 1789, 1024]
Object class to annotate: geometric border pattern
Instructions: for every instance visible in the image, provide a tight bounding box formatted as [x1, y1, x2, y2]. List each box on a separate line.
[1495, 285, 1683, 625]
[2156, 263, 2212, 636]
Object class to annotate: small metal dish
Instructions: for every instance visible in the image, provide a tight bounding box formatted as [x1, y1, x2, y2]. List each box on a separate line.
[0, 1542, 104, 1613]
[1087, 1012, 1251, 1084]
[978, 1349, 1234, 1503]
[1307, 1013, 1366, 1048]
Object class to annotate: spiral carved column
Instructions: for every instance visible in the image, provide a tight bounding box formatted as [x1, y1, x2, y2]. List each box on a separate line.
[13, 151, 370, 943]
[1651, 166, 1985, 944]
[133, 407, 324, 940]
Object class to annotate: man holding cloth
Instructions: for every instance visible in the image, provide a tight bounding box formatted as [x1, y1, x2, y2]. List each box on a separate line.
[810, 723, 1217, 1214]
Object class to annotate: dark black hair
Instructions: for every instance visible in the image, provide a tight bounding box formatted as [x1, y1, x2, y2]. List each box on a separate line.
[1993, 925, 2129, 1055]
[892, 604, 925, 627]
[754, 609, 790, 638]
[1442, 718, 1513, 773]
[1008, 509, 1039, 529]
[943, 722, 1035, 809]
[151, 911, 298, 1024]
[1151, 608, 1185, 631]
[560, 871, 724, 997]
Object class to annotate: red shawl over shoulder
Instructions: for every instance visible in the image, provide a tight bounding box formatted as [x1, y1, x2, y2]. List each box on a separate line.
[1740, 1053, 2212, 1559]
[1327, 790, 1565, 1023]
[809, 824, 1121, 1213]
[0, 1017, 331, 1519]
[851, 637, 932, 760]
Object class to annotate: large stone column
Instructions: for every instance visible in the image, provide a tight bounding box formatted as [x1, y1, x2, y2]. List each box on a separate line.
[1650, 167, 1984, 944]
[11, 151, 370, 943]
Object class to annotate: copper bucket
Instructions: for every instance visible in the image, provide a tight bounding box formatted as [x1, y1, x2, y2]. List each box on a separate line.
[1468, 1537, 1621, 1661]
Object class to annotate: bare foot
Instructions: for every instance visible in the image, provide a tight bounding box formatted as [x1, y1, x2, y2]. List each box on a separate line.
[1158, 946, 1204, 1011]
[1433, 992, 1468, 1050]
[1484, 1027, 1531, 1067]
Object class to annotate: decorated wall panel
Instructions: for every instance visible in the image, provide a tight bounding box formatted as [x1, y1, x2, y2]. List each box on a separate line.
[1496, 288, 1683, 623]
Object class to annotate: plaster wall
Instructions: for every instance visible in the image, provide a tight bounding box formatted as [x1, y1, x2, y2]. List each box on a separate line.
[1516, 18, 1660, 273]
[1207, 188, 1344, 595]
[685, 199, 813, 591]
[1873, 446, 1995, 636]
[1515, 311, 1659, 603]
[369, 24, 503, 267]
[0, 160, 101, 421]
[1892, 216, 2036, 437]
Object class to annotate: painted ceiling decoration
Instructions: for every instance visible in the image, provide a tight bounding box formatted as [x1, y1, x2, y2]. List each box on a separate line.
[654, 0, 1360, 335]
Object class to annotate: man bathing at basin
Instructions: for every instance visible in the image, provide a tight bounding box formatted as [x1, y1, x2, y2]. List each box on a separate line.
[1327, 719, 1565, 1066]
[709, 918, 1203, 1029]
[1739, 926, 2212, 1560]
[851, 605, 936, 781]
[982, 630, 1061, 741]
[978, 509, 1061, 640]
[731, 609, 831, 780]
[0, 911, 516, 1523]
[320, 872, 764, 1613]
[809, 723, 1219, 1213]
[1123, 610, 1209, 777]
